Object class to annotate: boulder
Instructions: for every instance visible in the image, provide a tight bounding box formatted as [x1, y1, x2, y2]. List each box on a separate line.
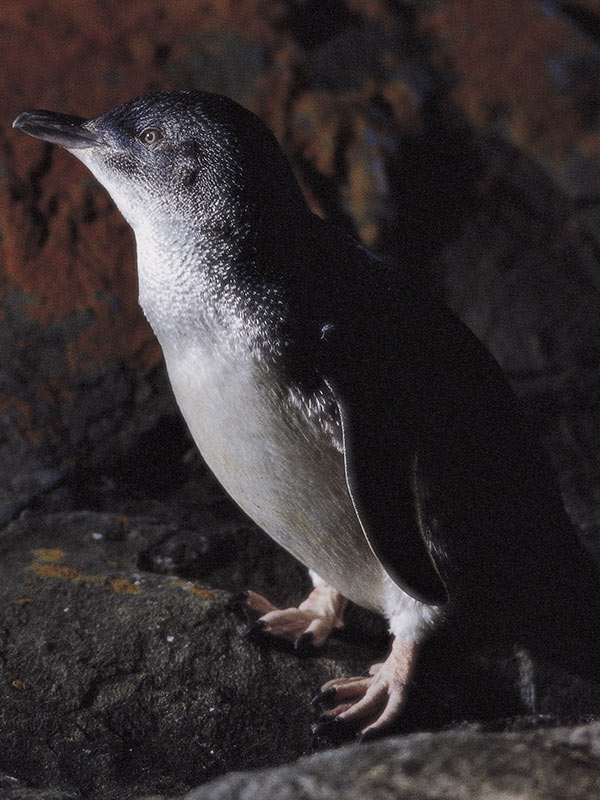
[0, 512, 372, 799]
[2, 509, 600, 799]
[185, 722, 600, 800]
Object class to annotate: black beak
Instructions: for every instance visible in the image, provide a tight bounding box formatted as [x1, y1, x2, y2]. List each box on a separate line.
[12, 110, 105, 149]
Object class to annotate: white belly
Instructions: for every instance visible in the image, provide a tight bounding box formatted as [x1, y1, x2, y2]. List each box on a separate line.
[163, 340, 389, 612]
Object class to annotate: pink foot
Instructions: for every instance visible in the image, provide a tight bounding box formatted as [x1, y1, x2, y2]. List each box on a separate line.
[312, 637, 416, 738]
[229, 586, 347, 650]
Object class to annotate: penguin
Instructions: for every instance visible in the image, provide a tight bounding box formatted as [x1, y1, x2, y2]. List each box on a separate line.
[13, 91, 600, 738]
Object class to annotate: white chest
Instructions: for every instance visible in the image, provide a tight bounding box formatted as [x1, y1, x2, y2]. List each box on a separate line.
[162, 339, 388, 611]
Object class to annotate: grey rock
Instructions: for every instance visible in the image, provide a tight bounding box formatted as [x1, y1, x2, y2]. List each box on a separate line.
[2, 511, 600, 799]
[0, 406, 64, 526]
[0, 287, 176, 528]
[0, 773, 182, 800]
[0, 773, 81, 800]
[0, 512, 372, 800]
[185, 722, 600, 800]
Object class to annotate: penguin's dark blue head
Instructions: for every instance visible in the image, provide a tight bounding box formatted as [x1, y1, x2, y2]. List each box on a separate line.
[13, 91, 307, 233]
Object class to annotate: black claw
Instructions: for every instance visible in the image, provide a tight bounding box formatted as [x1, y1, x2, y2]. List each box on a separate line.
[226, 591, 250, 620]
[311, 716, 348, 739]
[244, 619, 267, 640]
[294, 631, 315, 655]
[310, 686, 337, 709]
[356, 727, 378, 744]
[226, 590, 249, 607]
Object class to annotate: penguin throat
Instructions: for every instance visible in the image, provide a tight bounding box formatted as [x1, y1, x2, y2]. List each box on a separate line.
[134, 221, 287, 355]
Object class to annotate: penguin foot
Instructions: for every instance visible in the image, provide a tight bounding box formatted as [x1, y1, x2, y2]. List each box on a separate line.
[230, 585, 347, 649]
[313, 637, 415, 736]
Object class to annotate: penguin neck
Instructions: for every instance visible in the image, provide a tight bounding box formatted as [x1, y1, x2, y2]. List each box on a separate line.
[133, 213, 293, 355]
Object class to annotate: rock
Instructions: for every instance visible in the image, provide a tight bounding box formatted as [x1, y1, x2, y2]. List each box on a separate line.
[2, 510, 600, 799]
[0, 512, 372, 800]
[184, 722, 600, 800]
[0, 773, 81, 800]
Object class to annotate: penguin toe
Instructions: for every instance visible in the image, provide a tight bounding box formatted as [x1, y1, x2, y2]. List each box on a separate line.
[248, 606, 329, 648]
[356, 727, 382, 744]
[243, 619, 268, 640]
[310, 716, 350, 744]
[227, 589, 279, 619]
[310, 686, 337, 710]
[232, 585, 347, 652]
[312, 637, 415, 738]
[294, 631, 316, 655]
[312, 673, 405, 738]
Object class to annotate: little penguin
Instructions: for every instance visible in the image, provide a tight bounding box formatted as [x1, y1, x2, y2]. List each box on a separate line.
[13, 91, 600, 738]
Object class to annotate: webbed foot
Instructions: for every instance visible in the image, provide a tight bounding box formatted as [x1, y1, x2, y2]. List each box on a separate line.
[312, 637, 415, 739]
[228, 585, 347, 650]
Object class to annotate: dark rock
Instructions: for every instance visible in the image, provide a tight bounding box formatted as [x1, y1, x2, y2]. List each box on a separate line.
[0, 407, 64, 526]
[0, 773, 81, 800]
[0, 512, 372, 800]
[2, 511, 600, 799]
[184, 722, 600, 800]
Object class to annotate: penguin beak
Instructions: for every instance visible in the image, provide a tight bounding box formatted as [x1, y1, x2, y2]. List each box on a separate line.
[12, 110, 105, 150]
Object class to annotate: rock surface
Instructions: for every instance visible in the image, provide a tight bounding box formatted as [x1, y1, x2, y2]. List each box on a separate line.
[1, 1, 600, 799]
[186, 722, 600, 800]
[0, 512, 370, 800]
[3, 510, 600, 800]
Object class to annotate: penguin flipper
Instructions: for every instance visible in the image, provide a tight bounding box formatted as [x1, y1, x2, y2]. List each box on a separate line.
[324, 369, 448, 607]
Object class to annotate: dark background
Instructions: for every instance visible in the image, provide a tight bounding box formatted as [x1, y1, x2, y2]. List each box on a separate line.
[1, 0, 599, 548]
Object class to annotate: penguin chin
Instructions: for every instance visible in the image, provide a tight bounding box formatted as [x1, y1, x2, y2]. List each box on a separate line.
[70, 149, 147, 231]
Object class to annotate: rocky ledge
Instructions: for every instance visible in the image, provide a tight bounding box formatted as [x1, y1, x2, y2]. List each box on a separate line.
[2, 501, 600, 799]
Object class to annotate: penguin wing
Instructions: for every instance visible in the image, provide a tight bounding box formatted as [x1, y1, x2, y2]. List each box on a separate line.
[321, 319, 448, 606]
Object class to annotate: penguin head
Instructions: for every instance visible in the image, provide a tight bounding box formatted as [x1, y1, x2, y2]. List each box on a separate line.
[13, 91, 307, 235]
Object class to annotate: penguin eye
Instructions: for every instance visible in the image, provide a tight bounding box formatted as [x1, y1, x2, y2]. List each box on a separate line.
[138, 127, 164, 148]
